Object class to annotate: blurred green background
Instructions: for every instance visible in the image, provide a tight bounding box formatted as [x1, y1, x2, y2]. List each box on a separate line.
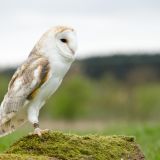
[0, 54, 160, 159]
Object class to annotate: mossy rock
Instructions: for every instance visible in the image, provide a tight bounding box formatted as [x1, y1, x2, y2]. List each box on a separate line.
[1, 131, 144, 160]
[0, 154, 53, 160]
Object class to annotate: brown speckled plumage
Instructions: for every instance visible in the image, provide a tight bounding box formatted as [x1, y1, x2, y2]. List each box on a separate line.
[0, 54, 50, 136]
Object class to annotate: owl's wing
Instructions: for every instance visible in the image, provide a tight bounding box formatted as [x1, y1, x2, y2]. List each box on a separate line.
[0, 55, 50, 125]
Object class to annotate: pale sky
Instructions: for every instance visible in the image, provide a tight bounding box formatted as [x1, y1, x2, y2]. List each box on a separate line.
[0, 0, 160, 67]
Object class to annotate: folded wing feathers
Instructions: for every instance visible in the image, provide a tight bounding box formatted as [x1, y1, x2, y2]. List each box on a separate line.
[0, 55, 50, 130]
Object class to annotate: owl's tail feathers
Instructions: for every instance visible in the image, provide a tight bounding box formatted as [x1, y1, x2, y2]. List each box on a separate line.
[0, 109, 27, 137]
[0, 112, 16, 137]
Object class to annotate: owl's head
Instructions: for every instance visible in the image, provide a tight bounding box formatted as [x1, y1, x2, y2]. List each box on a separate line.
[35, 26, 78, 61]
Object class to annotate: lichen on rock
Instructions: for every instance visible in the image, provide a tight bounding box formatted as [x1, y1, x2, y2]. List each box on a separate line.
[1, 131, 144, 160]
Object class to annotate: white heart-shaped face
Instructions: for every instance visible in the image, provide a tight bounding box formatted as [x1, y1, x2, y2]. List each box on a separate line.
[33, 26, 78, 61]
[56, 28, 78, 60]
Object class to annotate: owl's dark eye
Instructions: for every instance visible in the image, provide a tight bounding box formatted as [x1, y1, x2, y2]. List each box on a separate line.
[60, 38, 68, 43]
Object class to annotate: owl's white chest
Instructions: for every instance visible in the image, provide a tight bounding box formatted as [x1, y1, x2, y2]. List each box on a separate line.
[37, 76, 62, 101]
[30, 60, 71, 108]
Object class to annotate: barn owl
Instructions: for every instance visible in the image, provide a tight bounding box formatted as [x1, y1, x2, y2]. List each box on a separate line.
[0, 26, 77, 137]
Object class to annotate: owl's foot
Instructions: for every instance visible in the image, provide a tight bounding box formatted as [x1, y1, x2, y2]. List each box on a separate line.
[34, 128, 49, 136]
[29, 128, 49, 137]
[29, 123, 49, 137]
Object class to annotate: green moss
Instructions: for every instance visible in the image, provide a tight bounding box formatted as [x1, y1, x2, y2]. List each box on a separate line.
[0, 154, 53, 160]
[3, 131, 144, 160]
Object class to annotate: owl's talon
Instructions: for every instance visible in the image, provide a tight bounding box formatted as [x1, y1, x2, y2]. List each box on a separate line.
[29, 128, 50, 137]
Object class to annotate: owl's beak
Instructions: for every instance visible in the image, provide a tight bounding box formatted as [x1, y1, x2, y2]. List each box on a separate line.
[68, 47, 75, 55]
[65, 30, 77, 55]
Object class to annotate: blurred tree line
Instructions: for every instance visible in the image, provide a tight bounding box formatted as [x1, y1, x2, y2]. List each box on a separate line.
[0, 54, 160, 121]
[80, 54, 160, 83]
